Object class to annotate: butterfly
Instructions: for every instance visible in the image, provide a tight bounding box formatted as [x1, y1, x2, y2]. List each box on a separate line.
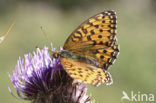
[53, 10, 119, 86]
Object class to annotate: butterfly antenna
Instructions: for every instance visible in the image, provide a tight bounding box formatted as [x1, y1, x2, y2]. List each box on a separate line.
[40, 26, 50, 44]
[0, 22, 15, 44]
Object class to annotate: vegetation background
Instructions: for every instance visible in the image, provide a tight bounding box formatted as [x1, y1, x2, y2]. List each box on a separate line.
[0, 0, 156, 103]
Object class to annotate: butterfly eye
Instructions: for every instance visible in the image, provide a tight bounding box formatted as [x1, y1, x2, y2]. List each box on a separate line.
[52, 52, 59, 58]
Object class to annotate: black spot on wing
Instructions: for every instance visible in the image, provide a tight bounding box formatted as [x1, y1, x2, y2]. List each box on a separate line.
[87, 35, 91, 40]
[82, 27, 88, 34]
[90, 30, 95, 35]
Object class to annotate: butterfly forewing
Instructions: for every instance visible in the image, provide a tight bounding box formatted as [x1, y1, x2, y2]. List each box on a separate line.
[63, 10, 119, 70]
[63, 10, 117, 50]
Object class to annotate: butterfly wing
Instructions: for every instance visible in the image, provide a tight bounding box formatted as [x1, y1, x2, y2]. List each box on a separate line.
[60, 57, 112, 86]
[63, 10, 119, 70]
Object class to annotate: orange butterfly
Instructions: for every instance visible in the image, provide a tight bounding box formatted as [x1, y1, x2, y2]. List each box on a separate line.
[53, 10, 119, 86]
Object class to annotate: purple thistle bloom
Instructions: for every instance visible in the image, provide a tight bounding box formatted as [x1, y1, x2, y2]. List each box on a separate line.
[8, 44, 90, 103]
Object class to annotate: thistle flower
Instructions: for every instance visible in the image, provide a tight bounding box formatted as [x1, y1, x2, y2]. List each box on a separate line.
[8, 44, 90, 103]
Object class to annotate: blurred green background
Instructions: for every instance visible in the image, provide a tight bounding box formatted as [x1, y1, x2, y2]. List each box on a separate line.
[0, 0, 156, 103]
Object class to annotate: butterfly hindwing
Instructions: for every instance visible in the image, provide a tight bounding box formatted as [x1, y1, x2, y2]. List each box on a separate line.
[60, 57, 112, 86]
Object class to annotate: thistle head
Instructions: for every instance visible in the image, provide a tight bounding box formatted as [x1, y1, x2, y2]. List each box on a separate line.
[8, 44, 90, 103]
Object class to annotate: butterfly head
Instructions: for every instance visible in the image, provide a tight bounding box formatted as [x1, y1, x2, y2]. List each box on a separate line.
[52, 51, 61, 58]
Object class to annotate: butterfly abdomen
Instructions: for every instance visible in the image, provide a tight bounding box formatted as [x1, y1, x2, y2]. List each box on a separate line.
[60, 50, 101, 68]
[77, 56, 100, 67]
[60, 50, 77, 60]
